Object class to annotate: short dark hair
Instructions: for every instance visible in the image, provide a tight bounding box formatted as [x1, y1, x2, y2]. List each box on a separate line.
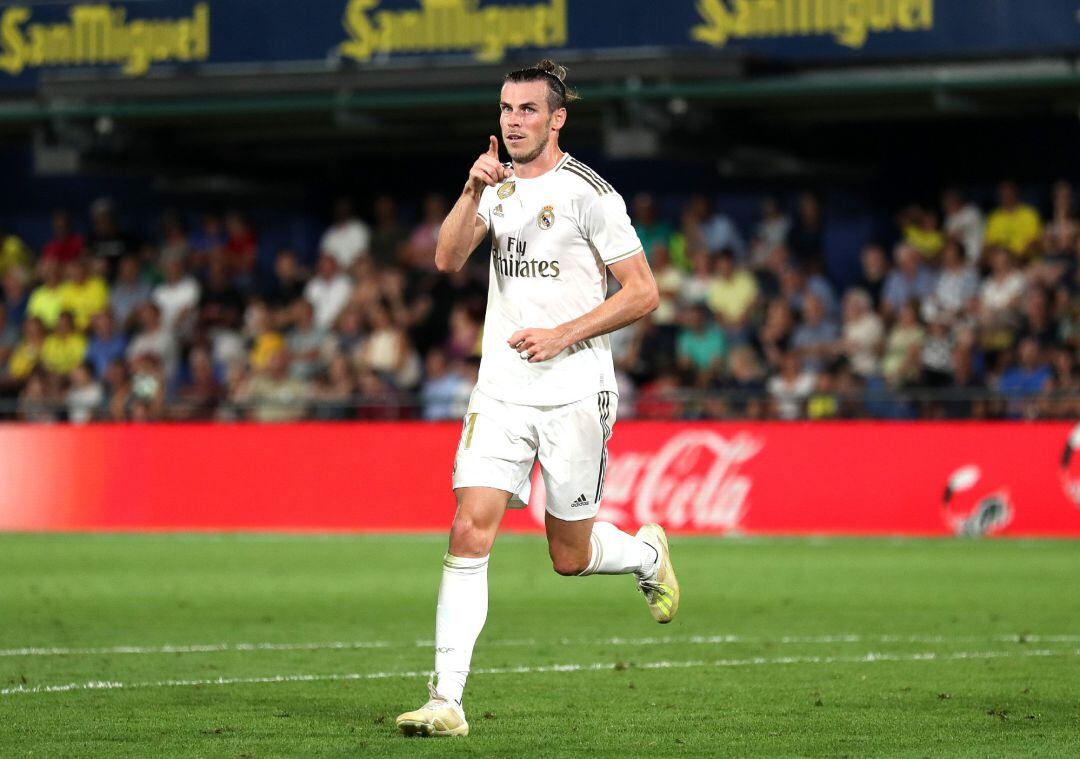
[504, 59, 579, 112]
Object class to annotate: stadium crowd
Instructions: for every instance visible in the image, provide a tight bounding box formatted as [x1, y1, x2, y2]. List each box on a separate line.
[0, 179, 1077, 423]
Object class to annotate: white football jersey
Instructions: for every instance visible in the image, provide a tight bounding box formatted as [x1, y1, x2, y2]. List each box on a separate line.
[474, 153, 643, 406]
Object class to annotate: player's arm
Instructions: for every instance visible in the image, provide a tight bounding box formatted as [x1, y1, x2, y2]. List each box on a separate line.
[435, 136, 512, 273]
[509, 251, 659, 363]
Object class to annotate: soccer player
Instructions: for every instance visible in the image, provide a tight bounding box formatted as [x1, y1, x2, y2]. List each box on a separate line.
[396, 60, 680, 738]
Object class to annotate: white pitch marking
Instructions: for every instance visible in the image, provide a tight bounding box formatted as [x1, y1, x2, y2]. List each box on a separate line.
[1, 648, 1073, 697]
[3, 633, 1080, 659]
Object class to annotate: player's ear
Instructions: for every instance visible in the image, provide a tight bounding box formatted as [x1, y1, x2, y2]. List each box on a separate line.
[551, 107, 567, 132]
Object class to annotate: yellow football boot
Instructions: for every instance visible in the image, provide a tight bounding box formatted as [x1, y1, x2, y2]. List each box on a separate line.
[395, 677, 469, 737]
[635, 523, 680, 623]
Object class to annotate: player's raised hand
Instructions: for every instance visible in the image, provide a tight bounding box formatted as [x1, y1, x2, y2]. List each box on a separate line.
[508, 327, 570, 363]
[466, 136, 513, 195]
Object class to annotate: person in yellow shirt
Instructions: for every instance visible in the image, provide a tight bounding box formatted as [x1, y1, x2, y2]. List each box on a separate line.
[59, 258, 110, 331]
[984, 181, 1043, 260]
[900, 207, 945, 261]
[41, 311, 88, 376]
[5, 317, 47, 381]
[706, 249, 759, 330]
[26, 260, 66, 330]
[0, 230, 31, 276]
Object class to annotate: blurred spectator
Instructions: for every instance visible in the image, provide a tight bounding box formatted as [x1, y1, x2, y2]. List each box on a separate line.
[59, 258, 109, 331]
[245, 301, 286, 372]
[17, 372, 57, 423]
[0, 307, 18, 368]
[676, 304, 727, 383]
[445, 303, 481, 361]
[899, 205, 945, 262]
[223, 212, 258, 290]
[26, 259, 65, 329]
[173, 347, 224, 420]
[839, 289, 883, 378]
[321, 197, 371, 270]
[978, 247, 1026, 354]
[305, 254, 352, 331]
[103, 359, 132, 421]
[0, 227, 31, 276]
[404, 194, 447, 270]
[263, 248, 309, 310]
[66, 362, 103, 424]
[788, 192, 823, 271]
[88, 198, 135, 278]
[189, 213, 226, 268]
[1045, 348, 1080, 418]
[767, 351, 815, 420]
[312, 352, 357, 421]
[998, 338, 1052, 419]
[700, 196, 746, 261]
[159, 211, 190, 261]
[370, 194, 408, 269]
[128, 354, 166, 421]
[198, 252, 245, 330]
[755, 297, 795, 369]
[920, 308, 955, 388]
[882, 301, 925, 387]
[706, 249, 759, 332]
[4, 317, 45, 384]
[650, 245, 686, 339]
[1017, 287, 1057, 349]
[942, 188, 985, 264]
[360, 303, 418, 388]
[1044, 180, 1078, 255]
[86, 311, 128, 379]
[750, 196, 790, 267]
[679, 249, 714, 307]
[985, 181, 1042, 260]
[715, 345, 765, 419]
[41, 311, 87, 376]
[856, 243, 890, 311]
[632, 193, 674, 265]
[355, 369, 404, 420]
[42, 210, 84, 264]
[779, 263, 837, 319]
[2, 267, 30, 328]
[153, 254, 200, 334]
[636, 371, 682, 420]
[234, 348, 309, 422]
[127, 303, 178, 379]
[931, 241, 979, 319]
[881, 244, 937, 319]
[421, 348, 471, 420]
[110, 255, 154, 330]
[669, 197, 707, 271]
[287, 300, 328, 381]
[791, 293, 839, 372]
[806, 371, 840, 420]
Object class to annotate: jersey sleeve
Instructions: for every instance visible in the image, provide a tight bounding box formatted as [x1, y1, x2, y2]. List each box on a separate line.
[582, 192, 644, 265]
[475, 184, 500, 231]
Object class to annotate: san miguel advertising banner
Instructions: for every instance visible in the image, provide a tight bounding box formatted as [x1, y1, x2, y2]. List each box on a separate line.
[1, 422, 1079, 536]
[0, 1, 1078, 90]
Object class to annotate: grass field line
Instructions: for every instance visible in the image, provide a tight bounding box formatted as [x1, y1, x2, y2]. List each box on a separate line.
[3, 633, 1079, 659]
[2, 647, 1076, 697]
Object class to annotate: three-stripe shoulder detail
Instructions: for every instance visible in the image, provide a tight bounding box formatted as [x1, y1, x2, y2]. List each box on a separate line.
[560, 158, 614, 196]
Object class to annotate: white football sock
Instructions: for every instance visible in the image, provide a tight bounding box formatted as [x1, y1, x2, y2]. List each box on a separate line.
[434, 553, 489, 705]
[578, 521, 658, 577]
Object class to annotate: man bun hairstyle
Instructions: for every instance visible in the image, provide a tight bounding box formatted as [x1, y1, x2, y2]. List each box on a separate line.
[504, 59, 580, 111]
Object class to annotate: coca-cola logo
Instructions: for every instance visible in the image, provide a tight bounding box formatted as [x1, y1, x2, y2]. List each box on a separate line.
[529, 430, 763, 531]
[940, 465, 1013, 537]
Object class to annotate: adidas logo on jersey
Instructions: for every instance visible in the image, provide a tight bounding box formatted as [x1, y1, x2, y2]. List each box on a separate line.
[493, 204, 504, 217]
[571, 494, 589, 508]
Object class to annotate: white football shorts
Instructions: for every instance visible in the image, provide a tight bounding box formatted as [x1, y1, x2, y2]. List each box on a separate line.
[451, 388, 617, 521]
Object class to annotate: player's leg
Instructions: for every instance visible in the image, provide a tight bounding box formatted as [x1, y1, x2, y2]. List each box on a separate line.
[397, 392, 536, 737]
[539, 392, 680, 622]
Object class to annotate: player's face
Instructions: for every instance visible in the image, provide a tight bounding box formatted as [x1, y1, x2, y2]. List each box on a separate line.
[499, 81, 562, 164]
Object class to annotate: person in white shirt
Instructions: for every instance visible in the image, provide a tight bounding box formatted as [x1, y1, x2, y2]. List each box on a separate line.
[151, 255, 200, 334]
[942, 188, 985, 265]
[319, 197, 370, 270]
[303, 254, 352, 331]
[396, 59, 676, 739]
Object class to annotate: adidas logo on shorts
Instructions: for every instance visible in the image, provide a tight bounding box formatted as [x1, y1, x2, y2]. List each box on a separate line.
[571, 494, 589, 508]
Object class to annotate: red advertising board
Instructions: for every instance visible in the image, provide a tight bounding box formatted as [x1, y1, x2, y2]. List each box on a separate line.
[1, 422, 1078, 536]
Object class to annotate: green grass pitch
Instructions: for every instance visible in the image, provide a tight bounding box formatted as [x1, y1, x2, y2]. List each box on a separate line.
[1, 533, 1078, 757]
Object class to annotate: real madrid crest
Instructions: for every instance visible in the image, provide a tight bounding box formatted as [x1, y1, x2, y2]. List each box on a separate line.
[497, 181, 516, 200]
[537, 205, 555, 230]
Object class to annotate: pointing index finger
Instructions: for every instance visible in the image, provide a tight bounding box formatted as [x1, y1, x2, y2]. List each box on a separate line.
[488, 135, 499, 158]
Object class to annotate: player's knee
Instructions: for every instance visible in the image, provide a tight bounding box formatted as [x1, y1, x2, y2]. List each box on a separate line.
[448, 517, 495, 557]
[550, 551, 589, 576]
